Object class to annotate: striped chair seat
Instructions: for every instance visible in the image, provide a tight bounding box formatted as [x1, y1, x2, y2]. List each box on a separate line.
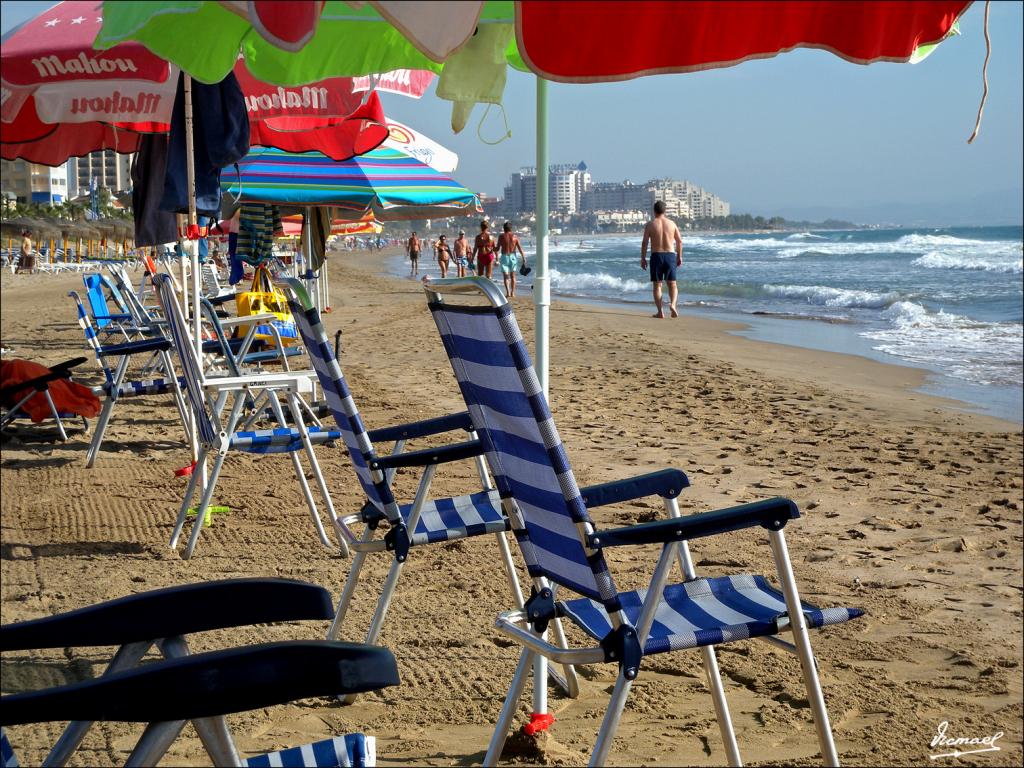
[561, 575, 863, 655]
[404, 488, 509, 545]
[98, 377, 184, 398]
[243, 733, 374, 768]
[230, 426, 341, 454]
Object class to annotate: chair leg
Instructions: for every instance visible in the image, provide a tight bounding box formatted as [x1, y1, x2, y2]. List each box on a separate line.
[675, 539, 743, 765]
[85, 394, 117, 467]
[340, 553, 406, 705]
[183, 450, 229, 559]
[44, 641, 152, 767]
[124, 721, 188, 768]
[286, 393, 343, 554]
[43, 391, 69, 441]
[590, 668, 636, 767]
[170, 446, 206, 550]
[769, 529, 840, 767]
[484, 649, 536, 766]
[327, 548, 370, 641]
[549, 617, 581, 699]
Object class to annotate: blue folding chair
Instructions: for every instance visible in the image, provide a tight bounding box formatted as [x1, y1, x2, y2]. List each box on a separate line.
[280, 278, 580, 704]
[153, 273, 344, 559]
[69, 291, 191, 467]
[82, 273, 145, 342]
[0, 578, 398, 767]
[423, 276, 864, 767]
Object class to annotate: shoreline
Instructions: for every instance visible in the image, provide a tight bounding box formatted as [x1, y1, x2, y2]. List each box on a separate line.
[375, 249, 1022, 430]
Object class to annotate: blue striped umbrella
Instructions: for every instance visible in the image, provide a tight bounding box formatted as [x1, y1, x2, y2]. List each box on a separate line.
[222, 146, 481, 221]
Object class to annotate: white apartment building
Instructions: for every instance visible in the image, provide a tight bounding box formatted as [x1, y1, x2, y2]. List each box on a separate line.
[0, 159, 69, 204]
[505, 162, 591, 214]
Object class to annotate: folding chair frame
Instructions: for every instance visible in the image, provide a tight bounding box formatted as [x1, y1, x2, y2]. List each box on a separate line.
[424, 276, 856, 767]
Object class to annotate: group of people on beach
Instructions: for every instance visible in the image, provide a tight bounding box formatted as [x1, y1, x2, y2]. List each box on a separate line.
[404, 199, 679, 312]
[407, 220, 529, 298]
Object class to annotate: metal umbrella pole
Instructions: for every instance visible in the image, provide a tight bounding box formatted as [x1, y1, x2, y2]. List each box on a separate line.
[182, 74, 202, 473]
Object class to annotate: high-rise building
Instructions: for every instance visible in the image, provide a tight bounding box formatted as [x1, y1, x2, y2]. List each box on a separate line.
[504, 162, 591, 214]
[0, 159, 69, 204]
[70, 150, 134, 197]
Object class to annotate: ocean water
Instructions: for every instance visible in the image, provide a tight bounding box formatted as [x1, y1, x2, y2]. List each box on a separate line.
[389, 226, 1024, 422]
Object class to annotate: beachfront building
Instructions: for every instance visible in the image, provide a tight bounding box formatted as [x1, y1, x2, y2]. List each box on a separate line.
[0, 158, 69, 204]
[503, 162, 592, 215]
[66, 150, 134, 199]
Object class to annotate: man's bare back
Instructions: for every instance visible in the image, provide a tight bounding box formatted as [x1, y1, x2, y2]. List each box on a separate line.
[644, 216, 679, 253]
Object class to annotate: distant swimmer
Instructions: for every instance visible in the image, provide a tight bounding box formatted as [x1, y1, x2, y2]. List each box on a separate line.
[640, 200, 683, 319]
[579, 239, 585, 248]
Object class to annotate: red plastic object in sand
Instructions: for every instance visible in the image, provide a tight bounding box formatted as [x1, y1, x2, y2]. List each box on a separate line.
[174, 461, 197, 478]
[523, 712, 555, 735]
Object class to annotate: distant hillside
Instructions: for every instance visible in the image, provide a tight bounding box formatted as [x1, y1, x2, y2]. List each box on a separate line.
[762, 188, 1023, 227]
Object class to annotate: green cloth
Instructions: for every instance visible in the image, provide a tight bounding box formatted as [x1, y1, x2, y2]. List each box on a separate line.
[436, 23, 514, 133]
[96, 0, 522, 85]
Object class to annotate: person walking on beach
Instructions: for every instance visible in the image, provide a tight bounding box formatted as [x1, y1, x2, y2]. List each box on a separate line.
[453, 230, 469, 277]
[407, 232, 421, 276]
[435, 234, 452, 278]
[473, 220, 496, 279]
[640, 200, 683, 318]
[16, 229, 35, 274]
[498, 222, 528, 298]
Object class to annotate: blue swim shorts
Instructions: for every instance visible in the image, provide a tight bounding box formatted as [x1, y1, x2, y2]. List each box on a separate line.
[650, 252, 677, 282]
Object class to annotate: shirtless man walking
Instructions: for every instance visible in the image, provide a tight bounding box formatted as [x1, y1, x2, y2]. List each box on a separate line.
[453, 231, 469, 277]
[497, 222, 527, 298]
[407, 232, 421, 276]
[640, 200, 683, 318]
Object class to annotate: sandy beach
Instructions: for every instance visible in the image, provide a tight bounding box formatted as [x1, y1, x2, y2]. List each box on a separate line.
[1, 249, 1021, 767]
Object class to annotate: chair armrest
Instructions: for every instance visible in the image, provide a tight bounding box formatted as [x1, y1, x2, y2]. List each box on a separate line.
[0, 578, 332, 651]
[579, 469, 690, 509]
[369, 439, 484, 470]
[93, 313, 133, 322]
[218, 313, 280, 328]
[367, 411, 474, 443]
[588, 497, 801, 548]
[97, 337, 171, 357]
[206, 293, 235, 306]
[0, 640, 399, 726]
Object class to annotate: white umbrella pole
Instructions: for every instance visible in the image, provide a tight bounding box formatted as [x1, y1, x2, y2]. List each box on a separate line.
[534, 77, 551, 397]
[532, 74, 551, 725]
[183, 74, 201, 471]
[305, 206, 318, 310]
[183, 74, 202, 359]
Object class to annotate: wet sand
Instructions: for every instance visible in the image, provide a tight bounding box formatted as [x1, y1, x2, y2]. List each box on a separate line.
[1, 251, 1021, 766]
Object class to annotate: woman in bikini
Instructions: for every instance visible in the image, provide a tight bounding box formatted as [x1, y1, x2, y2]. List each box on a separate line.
[473, 220, 496, 279]
[435, 234, 452, 278]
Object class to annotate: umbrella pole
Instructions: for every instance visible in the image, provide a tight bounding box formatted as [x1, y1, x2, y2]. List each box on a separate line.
[534, 77, 550, 398]
[183, 75, 201, 471]
[531, 74, 553, 730]
[304, 206, 317, 311]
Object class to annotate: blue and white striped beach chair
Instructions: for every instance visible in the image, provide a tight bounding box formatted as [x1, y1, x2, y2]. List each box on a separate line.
[280, 278, 580, 704]
[0, 579, 396, 767]
[153, 273, 344, 559]
[69, 290, 192, 467]
[423, 276, 864, 767]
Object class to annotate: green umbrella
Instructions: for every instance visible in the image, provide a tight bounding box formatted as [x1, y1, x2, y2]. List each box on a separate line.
[95, 1, 526, 85]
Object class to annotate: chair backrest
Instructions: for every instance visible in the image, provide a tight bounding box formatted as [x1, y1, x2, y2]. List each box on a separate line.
[108, 264, 155, 327]
[201, 262, 223, 297]
[83, 273, 128, 329]
[424, 278, 620, 608]
[68, 291, 114, 385]
[152, 274, 219, 447]
[280, 279, 401, 521]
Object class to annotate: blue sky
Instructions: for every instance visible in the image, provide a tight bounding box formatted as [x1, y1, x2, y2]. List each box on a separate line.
[3, 1, 1022, 223]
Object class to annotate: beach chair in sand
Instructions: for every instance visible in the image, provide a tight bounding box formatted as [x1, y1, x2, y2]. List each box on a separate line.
[0, 357, 92, 442]
[0, 578, 398, 767]
[82, 273, 147, 343]
[279, 278, 579, 703]
[69, 291, 191, 468]
[423, 276, 864, 767]
[153, 273, 343, 559]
